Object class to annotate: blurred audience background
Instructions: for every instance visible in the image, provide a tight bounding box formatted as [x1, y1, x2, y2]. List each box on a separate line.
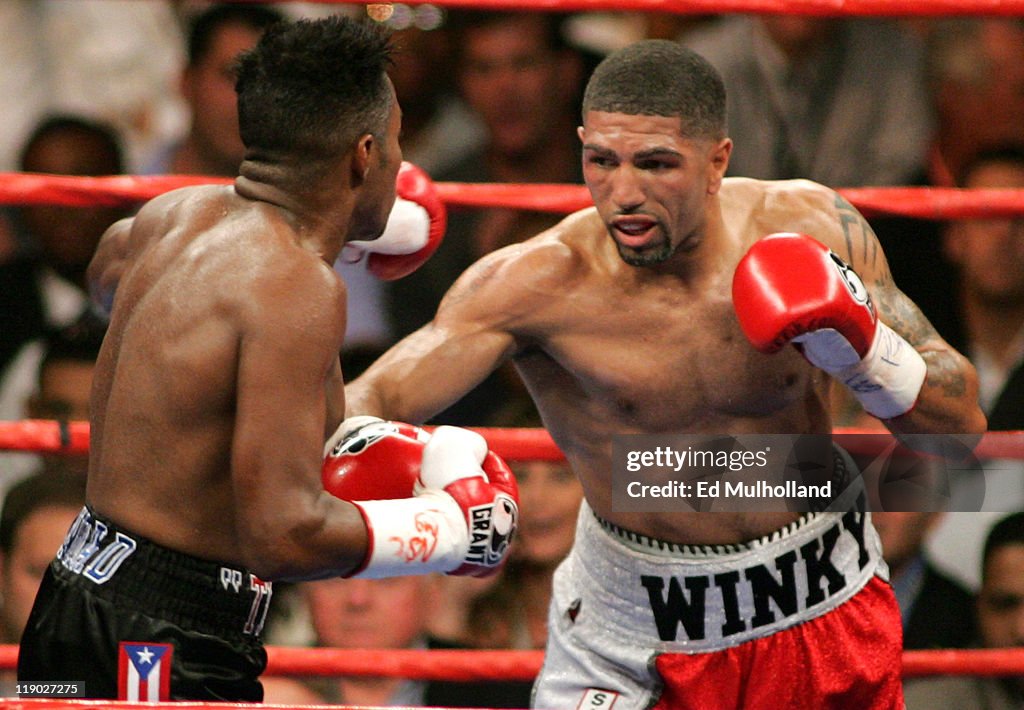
[0, 4, 1022, 700]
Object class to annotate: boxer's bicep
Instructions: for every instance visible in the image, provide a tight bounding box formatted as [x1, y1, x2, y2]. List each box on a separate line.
[829, 192, 962, 375]
[822, 190, 984, 438]
[347, 254, 518, 424]
[231, 273, 347, 558]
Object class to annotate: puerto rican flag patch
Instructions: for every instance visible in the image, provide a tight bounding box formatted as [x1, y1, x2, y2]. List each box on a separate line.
[118, 642, 173, 701]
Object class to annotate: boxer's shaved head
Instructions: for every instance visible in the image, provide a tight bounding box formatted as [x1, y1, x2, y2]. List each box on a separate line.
[583, 40, 726, 140]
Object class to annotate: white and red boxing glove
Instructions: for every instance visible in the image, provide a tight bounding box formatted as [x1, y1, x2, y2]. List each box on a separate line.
[340, 161, 446, 280]
[322, 418, 519, 578]
[732, 232, 927, 420]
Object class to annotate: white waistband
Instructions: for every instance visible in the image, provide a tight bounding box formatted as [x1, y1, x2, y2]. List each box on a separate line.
[565, 494, 885, 653]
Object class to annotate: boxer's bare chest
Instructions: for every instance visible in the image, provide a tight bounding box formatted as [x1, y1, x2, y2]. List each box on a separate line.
[519, 268, 810, 433]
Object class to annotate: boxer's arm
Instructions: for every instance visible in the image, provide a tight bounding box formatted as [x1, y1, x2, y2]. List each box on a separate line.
[824, 192, 986, 441]
[86, 217, 135, 315]
[231, 260, 369, 579]
[346, 249, 523, 423]
[86, 190, 183, 316]
[341, 161, 446, 280]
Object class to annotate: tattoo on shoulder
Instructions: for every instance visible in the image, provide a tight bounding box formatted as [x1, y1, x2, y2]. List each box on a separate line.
[833, 193, 877, 269]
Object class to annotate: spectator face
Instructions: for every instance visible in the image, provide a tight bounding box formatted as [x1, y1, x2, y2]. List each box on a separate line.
[977, 542, 1024, 650]
[938, 22, 1024, 162]
[389, 25, 451, 118]
[28, 354, 98, 475]
[305, 575, 432, 649]
[872, 512, 940, 575]
[30, 359, 95, 423]
[759, 17, 836, 59]
[181, 20, 264, 175]
[0, 505, 80, 643]
[512, 461, 583, 566]
[20, 127, 125, 278]
[459, 15, 579, 160]
[944, 160, 1024, 306]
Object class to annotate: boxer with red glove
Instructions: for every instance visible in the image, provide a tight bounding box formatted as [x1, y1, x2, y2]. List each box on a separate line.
[322, 417, 518, 578]
[340, 161, 446, 280]
[732, 232, 927, 420]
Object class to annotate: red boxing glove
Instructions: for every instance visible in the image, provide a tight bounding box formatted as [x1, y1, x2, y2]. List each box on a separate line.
[322, 418, 430, 499]
[732, 232, 926, 419]
[418, 426, 520, 577]
[322, 419, 519, 578]
[340, 161, 446, 280]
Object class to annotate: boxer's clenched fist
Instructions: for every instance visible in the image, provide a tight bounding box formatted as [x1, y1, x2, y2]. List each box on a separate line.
[340, 161, 446, 280]
[323, 418, 519, 578]
[733, 232, 926, 419]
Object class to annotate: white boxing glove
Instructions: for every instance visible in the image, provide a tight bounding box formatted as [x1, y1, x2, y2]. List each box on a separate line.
[340, 161, 446, 280]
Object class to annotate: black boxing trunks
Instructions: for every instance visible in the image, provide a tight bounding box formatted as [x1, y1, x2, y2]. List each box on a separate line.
[18, 507, 272, 701]
[533, 491, 903, 710]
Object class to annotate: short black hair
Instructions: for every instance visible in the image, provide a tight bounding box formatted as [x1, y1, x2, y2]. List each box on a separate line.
[18, 114, 124, 174]
[582, 40, 726, 140]
[40, 310, 107, 373]
[186, 3, 285, 67]
[0, 471, 86, 556]
[982, 512, 1024, 575]
[446, 10, 571, 58]
[955, 144, 1024, 187]
[235, 15, 394, 161]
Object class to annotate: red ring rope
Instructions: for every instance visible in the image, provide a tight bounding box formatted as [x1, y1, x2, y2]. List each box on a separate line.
[0, 644, 1020, 680]
[2, 173, 1024, 220]
[1, 0, 1021, 701]
[2, 420, 1023, 461]
[347, 0, 1024, 17]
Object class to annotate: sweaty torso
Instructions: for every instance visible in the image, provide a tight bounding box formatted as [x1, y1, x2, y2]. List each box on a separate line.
[506, 179, 836, 544]
[86, 186, 345, 563]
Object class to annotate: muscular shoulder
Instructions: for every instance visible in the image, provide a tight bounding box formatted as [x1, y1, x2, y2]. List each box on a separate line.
[437, 208, 602, 329]
[140, 186, 345, 333]
[133, 184, 229, 234]
[723, 176, 836, 224]
[225, 231, 347, 359]
[722, 177, 856, 254]
[227, 214, 345, 325]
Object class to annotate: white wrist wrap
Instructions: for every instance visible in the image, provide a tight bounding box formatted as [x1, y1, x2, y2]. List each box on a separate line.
[830, 322, 927, 419]
[350, 491, 468, 579]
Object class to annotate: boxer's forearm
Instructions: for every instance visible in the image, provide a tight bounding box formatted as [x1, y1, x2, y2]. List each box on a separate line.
[872, 289, 986, 450]
[884, 347, 986, 457]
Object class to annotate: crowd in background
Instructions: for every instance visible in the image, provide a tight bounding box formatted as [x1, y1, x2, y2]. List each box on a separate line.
[0, 2, 1023, 706]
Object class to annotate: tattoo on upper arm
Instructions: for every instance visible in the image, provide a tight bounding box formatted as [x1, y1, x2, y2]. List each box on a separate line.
[834, 193, 877, 269]
[831, 193, 970, 402]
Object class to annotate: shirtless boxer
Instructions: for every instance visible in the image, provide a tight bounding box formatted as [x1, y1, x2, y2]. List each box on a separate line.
[18, 16, 516, 701]
[346, 40, 987, 709]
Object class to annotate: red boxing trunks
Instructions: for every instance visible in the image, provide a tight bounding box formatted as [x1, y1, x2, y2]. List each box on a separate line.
[533, 493, 903, 709]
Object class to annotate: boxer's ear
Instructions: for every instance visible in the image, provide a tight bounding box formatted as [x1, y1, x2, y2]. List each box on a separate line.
[352, 133, 374, 183]
[708, 138, 732, 194]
